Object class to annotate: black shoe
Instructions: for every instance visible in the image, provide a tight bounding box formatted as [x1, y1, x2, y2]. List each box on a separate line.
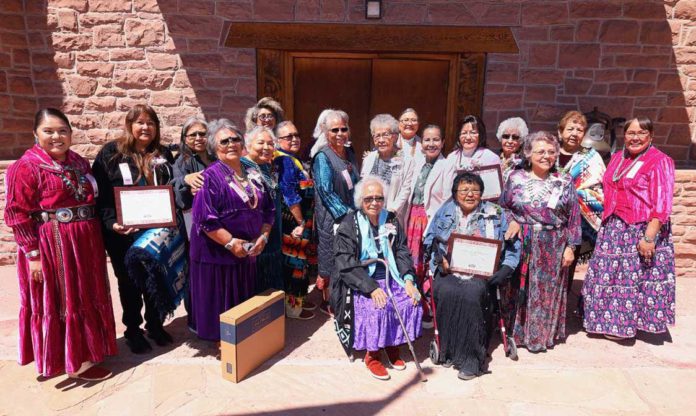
[125, 332, 152, 354]
[441, 359, 454, 368]
[147, 328, 174, 346]
[457, 369, 477, 381]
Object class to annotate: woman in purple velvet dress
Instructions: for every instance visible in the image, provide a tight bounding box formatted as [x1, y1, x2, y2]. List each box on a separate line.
[189, 119, 275, 341]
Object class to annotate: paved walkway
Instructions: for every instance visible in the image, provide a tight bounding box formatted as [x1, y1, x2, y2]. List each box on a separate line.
[0, 264, 694, 415]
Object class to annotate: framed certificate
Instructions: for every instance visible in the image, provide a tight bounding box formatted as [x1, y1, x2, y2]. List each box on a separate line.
[115, 185, 177, 228]
[472, 164, 504, 201]
[446, 233, 503, 278]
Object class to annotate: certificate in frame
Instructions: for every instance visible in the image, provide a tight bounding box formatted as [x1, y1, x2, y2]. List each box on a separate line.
[115, 185, 177, 229]
[446, 233, 502, 278]
[471, 164, 504, 201]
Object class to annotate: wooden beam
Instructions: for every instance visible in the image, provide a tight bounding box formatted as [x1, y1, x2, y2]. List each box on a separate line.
[224, 22, 518, 54]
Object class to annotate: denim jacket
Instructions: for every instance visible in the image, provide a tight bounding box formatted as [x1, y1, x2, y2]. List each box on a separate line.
[422, 199, 521, 275]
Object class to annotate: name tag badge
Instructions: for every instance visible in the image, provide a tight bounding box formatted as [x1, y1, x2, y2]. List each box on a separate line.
[626, 161, 644, 179]
[85, 173, 99, 197]
[547, 189, 561, 209]
[342, 169, 354, 190]
[229, 181, 250, 203]
[119, 163, 133, 185]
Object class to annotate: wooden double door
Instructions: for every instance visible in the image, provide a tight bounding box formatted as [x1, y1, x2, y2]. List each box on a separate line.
[257, 50, 486, 162]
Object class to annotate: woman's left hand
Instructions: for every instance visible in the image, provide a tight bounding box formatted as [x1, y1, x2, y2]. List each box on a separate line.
[291, 225, 304, 239]
[248, 235, 267, 256]
[637, 239, 656, 261]
[404, 280, 420, 305]
[561, 246, 575, 268]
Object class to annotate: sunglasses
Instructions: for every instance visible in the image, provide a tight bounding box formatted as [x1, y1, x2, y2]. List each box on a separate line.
[501, 134, 520, 141]
[278, 133, 300, 141]
[258, 114, 275, 121]
[219, 136, 243, 146]
[363, 196, 385, 204]
[330, 127, 349, 134]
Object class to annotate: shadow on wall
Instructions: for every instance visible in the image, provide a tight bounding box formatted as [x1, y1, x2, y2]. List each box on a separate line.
[482, 3, 695, 166]
[156, 0, 257, 128]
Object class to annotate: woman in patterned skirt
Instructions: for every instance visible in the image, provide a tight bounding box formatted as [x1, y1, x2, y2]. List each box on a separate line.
[499, 131, 581, 352]
[582, 117, 676, 340]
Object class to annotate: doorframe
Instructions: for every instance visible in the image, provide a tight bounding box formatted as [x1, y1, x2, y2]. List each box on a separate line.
[257, 49, 486, 150]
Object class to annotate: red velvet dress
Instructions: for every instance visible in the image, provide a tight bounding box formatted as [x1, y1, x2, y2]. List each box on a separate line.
[4, 145, 117, 377]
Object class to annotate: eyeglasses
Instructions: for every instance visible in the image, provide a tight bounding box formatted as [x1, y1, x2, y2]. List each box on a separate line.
[219, 136, 243, 146]
[460, 131, 479, 137]
[501, 134, 520, 141]
[278, 133, 300, 141]
[257, 113, 275, 121]
[186, 131, 207, 139]
[363, 196, 385, 204]
[330, 127, 349, 134]
[625, 130, 650, 139]
[532, 150, 557, 157]
[373, 132, 395, 140]
[400, 118, 418, 124]
[456, 189, 482, 196]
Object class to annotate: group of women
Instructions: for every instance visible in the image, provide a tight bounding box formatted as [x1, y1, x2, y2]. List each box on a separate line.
[5, 100, 676, 383]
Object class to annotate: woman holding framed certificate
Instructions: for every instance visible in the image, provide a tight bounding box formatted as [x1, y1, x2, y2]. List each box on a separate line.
[5, 108, 117, 380]
[93, 104, 177, 354]
[424, 172, 521, 380]
[499, 131, 582, 353]
[189, 120, 275, 341]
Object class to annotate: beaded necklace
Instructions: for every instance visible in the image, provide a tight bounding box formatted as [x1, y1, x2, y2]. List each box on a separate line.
[42, 159, 88, 202]
[612, 145, 651, 182]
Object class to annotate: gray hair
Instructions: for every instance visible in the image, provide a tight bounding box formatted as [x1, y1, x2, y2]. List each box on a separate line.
[243, 97, 285, 132]
[310, 109, 350, 157]
[180, 115, 207, 143]
[522, 131, 560, 161]
[275, 120, 296, 136]
[369, 114, 399, 136]
[354, 175, 389, 209]
[207, 118, 242, 155]
[496, 117, 529, 141]
[244, 125, 277, 148]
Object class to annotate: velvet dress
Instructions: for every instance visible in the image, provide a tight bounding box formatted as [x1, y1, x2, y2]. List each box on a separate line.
[4, 145, 117, 377]
[189, 161, 275, 341]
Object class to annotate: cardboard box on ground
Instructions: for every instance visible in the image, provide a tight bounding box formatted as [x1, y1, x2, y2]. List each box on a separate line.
[220, 289, 285, 383]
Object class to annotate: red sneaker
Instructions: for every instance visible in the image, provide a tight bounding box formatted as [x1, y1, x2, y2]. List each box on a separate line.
[364, 351, 390, 380]
[385, 346, 406, 371]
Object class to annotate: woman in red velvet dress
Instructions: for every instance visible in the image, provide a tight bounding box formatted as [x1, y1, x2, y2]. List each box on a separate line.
[4, 108, 117, 380]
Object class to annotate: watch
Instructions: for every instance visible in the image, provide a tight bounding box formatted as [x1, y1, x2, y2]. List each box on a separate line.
[224, 238, 236, 251]
[642, 235, 655, 243]
[26, 249, 40, 259]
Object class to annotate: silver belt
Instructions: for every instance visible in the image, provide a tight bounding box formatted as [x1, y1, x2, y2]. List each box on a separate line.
[532, 223, 559, 231]
[34, 206, 96, 223]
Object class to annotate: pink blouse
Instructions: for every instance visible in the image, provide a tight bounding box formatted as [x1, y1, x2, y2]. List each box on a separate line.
[602, 146, 674, 224]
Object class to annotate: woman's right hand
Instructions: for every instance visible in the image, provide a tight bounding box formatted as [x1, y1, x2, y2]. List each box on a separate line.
[227, 238, 249, 258]
[370, 288, 388, 309]
[112, 223, 140, 235]
[29, 260, 42, 283]
[505, 220, 521, 240]
[184, 172, 205, 195]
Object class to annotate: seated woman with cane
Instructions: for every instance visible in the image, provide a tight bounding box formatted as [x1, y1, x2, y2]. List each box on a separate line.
[424, 172, 521, 380]
[331, 176, 423, 380]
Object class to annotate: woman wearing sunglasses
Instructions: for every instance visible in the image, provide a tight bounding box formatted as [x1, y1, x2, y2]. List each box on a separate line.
[188, 119, 275, 341]
[496, 117, 528, 182]
[244, 97, 284, 132]
[173, 116, 215, 211]
[312, 109, 360, 316]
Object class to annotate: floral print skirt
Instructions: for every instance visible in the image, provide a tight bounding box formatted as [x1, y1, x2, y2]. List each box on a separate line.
[582, 215, 676, 338]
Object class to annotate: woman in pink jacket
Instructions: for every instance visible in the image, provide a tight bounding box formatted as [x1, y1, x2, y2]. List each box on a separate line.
[582, 117, 676, 340]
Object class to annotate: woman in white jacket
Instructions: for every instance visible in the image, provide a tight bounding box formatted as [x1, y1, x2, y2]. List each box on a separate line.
[360, 114, 415, 225]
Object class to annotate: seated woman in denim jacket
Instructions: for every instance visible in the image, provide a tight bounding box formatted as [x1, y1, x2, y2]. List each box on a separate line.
[423, 172, 521, 381]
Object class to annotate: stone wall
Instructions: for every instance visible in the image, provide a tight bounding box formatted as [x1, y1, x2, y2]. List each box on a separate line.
[0, 0, 695, 276]
[0, 0, 694, 161]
